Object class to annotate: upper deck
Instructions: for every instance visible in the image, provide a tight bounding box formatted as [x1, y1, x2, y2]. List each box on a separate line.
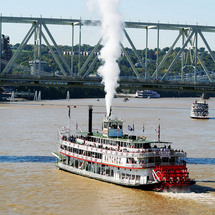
[60, 130, 186, 167]
[59, 107, 187, 168]
[191, 100, 208, 110]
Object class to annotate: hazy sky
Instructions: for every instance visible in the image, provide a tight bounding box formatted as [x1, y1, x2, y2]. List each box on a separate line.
[1, 0, 215, 49]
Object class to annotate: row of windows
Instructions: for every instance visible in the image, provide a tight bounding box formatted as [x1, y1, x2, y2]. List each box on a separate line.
[103, 155, 123, 165]
[61, 145, 102, 159]
[148, 157, 177, 163]
[61, 145, 179, 165]
[103, 122, 123, 129]
[83, 136, 152, 149]
[63, 157, 142, 181]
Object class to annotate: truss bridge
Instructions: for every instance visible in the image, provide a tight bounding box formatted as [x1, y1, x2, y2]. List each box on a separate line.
[1, 16, 215, 92]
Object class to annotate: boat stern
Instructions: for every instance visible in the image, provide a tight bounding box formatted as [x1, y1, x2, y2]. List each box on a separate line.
[152, 165, 195, 191]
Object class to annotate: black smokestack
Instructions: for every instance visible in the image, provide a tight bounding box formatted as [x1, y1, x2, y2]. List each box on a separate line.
[108, 107, 112, 118]
[88, 105, 93, 136]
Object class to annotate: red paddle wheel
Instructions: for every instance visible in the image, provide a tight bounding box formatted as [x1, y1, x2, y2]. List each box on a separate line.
[153, 165, 192, 191]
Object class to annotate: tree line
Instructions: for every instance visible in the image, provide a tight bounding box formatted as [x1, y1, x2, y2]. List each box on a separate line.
[12, 43, 215, 78]
[7, 43, 215, 99]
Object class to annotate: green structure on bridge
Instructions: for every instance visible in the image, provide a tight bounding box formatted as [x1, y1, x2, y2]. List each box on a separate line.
[1, 16, 215, 92]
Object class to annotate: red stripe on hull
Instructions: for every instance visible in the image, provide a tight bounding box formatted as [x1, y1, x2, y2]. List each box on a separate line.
[60, 151, 144, 170]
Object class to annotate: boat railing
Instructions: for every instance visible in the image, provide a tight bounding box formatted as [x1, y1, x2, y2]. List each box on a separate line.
[60, 148, 186, 169]
[61, 139, 186, 158]
[60, 149, 103, 163]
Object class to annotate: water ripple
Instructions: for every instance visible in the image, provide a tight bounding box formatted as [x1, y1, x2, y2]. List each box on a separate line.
[0, 156, 57, 163]
[0, 156, 214, 164]
[185, 158, 215, 165]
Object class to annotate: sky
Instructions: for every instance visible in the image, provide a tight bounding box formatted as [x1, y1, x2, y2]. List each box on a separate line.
[1, 0, 215, 49]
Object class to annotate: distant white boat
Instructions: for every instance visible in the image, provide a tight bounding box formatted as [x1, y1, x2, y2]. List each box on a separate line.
[190, 100, 209, 119]
[135, 90, 160, 98]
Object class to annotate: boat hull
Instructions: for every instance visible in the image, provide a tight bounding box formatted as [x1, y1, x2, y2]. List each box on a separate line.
[56, 162, 162, 191]
[190, 115, 210, 119]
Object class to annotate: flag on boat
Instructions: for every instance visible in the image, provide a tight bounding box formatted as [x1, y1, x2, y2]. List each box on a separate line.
[128, 125, 134, 132]
[158, 123, 160, 142]
[128, 125, 133, 131]
[67, 106, 71, 118]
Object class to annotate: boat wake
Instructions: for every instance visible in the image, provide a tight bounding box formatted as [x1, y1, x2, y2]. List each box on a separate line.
[160, 192, 215, 206]
[159, 188, 215, 206]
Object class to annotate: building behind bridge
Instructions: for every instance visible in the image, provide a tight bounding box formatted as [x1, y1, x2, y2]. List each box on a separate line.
[1, 34, 12, 72]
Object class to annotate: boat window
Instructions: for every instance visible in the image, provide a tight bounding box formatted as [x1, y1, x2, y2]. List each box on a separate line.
[162, 157, 169, 163]
[121, 173, 126, 179]
[127, 158, 136, 164]
[104, 122, 108, 128]
[127, 174, 131, 179]
[155, 157, 161, 163]
[143, 143, 151, 149]
[148, 157, 154, 163]
[170, 157, 175, 163]
[136, 143, 141, 148]
[136, 175, 141, 181]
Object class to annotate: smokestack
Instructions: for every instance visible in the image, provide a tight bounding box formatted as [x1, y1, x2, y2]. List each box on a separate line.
[88, 105, 93, 136]
[108, 107, 112, 118]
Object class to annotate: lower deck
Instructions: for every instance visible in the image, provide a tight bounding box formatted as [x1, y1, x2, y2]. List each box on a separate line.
[54, 153, 160, 189]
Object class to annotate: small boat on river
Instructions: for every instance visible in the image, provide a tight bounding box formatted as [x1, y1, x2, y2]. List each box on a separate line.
[135, 90, 160, 98]
[53, 106, 195, 191]
[190, 100, 209, 119]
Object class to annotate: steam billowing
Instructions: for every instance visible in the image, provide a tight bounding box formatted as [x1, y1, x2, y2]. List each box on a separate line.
[87, 0, 124, 116]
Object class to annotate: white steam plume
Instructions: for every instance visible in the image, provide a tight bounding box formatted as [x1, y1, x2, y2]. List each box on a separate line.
[87, 0, 124, 117]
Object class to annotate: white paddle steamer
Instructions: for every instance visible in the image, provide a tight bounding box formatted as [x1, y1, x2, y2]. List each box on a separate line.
[53, 106, 195, 191]
[190, 100, 209, 119]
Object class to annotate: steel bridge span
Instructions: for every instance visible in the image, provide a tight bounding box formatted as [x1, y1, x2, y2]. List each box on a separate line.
[1, 16, 215, 92]
[1, 75, 215, 94]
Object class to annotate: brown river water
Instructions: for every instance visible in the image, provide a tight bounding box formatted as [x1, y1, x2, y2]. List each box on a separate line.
[0, 97, 215, 215]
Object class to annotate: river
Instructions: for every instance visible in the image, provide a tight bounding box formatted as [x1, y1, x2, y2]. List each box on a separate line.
[0, 97, 215, 215]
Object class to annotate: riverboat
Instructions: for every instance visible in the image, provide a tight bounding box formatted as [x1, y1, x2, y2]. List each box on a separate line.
[53, 106, 195, 191]
[190, 100, 209, 119]
[135, 90, 160, 98]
